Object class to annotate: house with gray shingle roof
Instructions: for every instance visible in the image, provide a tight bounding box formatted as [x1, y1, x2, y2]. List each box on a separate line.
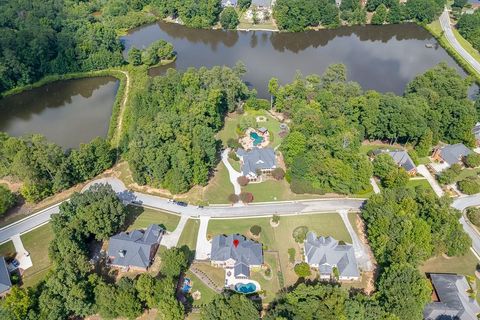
[432, 144, 472, 167]
[388, 150, 417, 175]
[304, 232, 359, 281]
[107, 224, 163, 271]
[237, 147, 276, 181]
[221, 0, 237, 7]
[211, 234, 263, 280]
[424, 273, 480, 320]
[0, 257, 11, 294]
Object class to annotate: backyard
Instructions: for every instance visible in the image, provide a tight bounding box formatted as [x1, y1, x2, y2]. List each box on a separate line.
[126, 205, 181, 232]
[184, 270, 218, 307]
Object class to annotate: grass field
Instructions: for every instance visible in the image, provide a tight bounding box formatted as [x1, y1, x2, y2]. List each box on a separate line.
[126, 205, 180, 232]
[178, 218, 200, 251]
[207, 212, 360, 287]
[0, 241, 15, 259]
[203, 162, 234, 204]
[406, 178, 433, 192]
[21, 224, 55, 288]
[251, 251, 282, 302]
[185, 270, 218, 306]
[420, 250, 479, 277]
[242, 180, 327, 203]
[192, 262, 225, 289]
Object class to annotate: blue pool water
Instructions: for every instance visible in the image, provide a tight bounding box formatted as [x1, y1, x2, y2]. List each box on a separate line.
[182, 278, 191, 293]
[235, 282, 257, 294]
[250, 132, 264, 146]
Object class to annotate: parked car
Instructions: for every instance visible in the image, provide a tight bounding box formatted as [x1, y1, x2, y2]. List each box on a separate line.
[174, 201, 188, 207]
[11, 259, 20, 268]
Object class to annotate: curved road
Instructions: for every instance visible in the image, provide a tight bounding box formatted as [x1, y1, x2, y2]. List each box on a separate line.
[0, 177, 365, 244]
[439, 8, 480, 74]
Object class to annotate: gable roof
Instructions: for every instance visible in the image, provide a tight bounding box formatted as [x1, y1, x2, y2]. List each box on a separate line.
[237, 147, 276, 177]
[252, 0, 272, 8]
[304, 232, 359, 279]
[0, 257, 11, 294]
[107, 224, 163, 269]
[438, 144, 472, 166]
[211, 234, 263, 277]
[388, 150, 416, 172]
[221, 0, 237, 6]
[473, 123, 480, 140]
[424, 274, 480, 320]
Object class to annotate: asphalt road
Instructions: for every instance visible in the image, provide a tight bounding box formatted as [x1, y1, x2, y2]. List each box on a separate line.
[439, 8, 480, 74]
[0, 177, 365, 244]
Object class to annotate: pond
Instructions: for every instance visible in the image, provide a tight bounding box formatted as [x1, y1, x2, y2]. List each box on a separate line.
[0, 77, 119, 149]
[122, 22, 477, 98]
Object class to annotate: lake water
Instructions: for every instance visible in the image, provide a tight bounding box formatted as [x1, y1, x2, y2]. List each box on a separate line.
[0, 77, 119, 149]
[122, 22, 475, 98]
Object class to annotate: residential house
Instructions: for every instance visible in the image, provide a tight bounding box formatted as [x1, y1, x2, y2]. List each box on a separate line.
[468, 0, 480, 10]
[0, 257, 12, 295]
[221, 0, 237, 7]
[304, 232, 360, 281]
[388, 150, 417, 175]
[432, 143, 472, 167]
[211, 234, 263, 284]
[424, 273, 480, 320]
[473, 123, 480, 146]
[251, 0, 272, 9]
[237, 147, 276, 181]
[107, 224, 163, 271]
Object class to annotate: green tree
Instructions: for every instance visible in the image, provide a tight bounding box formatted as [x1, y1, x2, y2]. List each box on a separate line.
[0, 286, 34, 320]
[201, 294, 259, 320]
[464, 153, 480, 168]
[160, 247, 188, 278]
[371, 4, 388, 25]
[0, 185, 14, 215]
[115, 278, 142, 320]
[238, 0, 252, 10]
[220, 7, 239, 29]
[128, 47, 143, 66]
[293, 262, 311, 277]
[467, 207, 480, 227]
[458, 176, 480, 195]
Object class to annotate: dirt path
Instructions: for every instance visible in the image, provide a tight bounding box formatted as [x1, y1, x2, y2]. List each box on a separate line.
[112, 70, 131, 147]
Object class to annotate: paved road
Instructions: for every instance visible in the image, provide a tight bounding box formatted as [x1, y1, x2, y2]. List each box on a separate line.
[0, 177, 365, 244]
[439, 8, 480, 74]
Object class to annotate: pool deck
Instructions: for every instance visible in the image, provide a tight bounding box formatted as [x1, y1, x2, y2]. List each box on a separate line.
[224, 267, 261, 293]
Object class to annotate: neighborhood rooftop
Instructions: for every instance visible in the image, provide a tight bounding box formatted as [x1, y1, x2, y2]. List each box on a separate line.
[437, 143, 472, 166]
[388, 150, 416, 172]
[237, 147, 276, 177]
[0, 257, 12, 294]
[211, 234, 263, 277]
[424, 273, 480, 320]
[304, 231, 359, 279]
[107, 224, 163, 269]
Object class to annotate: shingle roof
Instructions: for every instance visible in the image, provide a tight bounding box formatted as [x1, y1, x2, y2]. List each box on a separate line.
[237, 147, 276, 177]
[211, 234, 263, 277]
[107, 224, 163, 269]
[252, 0, 272, 8]
[424, 274, 480, 320]
[472, 123, 480, 140]
[0, 257, 11, 294]
[304, 232, 359, 279]
[438, 144, 472, 166]
[388, 150, 416, 172]
[221, 0, 237, 6]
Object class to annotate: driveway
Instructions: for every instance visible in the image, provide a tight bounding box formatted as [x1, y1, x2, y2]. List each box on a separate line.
[11, 234, 32, 271]
[160, 215, 189, 249]
[417, 165, 444, 198]
[338, 210, 373, 272]
[195, 216, 211, 260]
[370, 178, 381, 194]
[221, 148, 242, 195]
[439, 8, 480, 74]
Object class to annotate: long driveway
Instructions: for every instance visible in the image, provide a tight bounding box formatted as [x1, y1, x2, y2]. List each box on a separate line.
[0, 177, 365, 244]
[439, 8, 480, 74]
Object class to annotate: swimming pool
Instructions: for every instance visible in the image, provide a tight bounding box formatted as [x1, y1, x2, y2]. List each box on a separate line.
[182, 278, 192, 293]
[250, 132, 264, 146]
[234, 282, 257, 294]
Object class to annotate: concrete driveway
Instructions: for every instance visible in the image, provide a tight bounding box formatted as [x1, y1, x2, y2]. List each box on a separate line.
[221, 148, 242, 195]
[195, 216, 211, 260]
[160, 215, 189, 249]
[417, 165, 444, 197]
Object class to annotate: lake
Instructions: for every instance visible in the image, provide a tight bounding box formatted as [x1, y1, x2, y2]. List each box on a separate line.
[0, 77, 119, 149]
[122, 22, 474, 98]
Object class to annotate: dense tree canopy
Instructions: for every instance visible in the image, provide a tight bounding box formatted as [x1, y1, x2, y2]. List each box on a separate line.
[0, 185, 15, 216]
[151, 0, 222, 28]
[220, 7, 240, 30]
[201, 294, 260, 320]
[457, 10, 480, 52]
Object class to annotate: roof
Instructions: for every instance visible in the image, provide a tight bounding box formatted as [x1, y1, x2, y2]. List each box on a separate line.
[424, 274, 480, 320]
[221, 0, 237, 6]
[388, 150, 416, 172]
[304, 232, 359, 279]
[107, 224, 163, 269]
[237, 147, 276, 177]
[0, 257, 11, 293]
[438, 144, 472, 166]
[473, 123, 480, 140]
[258, 127, 268, 133]
[211, 234, 263, 277]
[252, 0, 272, 8]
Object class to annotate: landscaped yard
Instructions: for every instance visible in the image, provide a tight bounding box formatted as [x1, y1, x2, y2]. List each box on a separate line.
[207, 212, 363, 288]
[0, 240, 15, 259]
[21, 223, 55, 288]
[251, 251, 282, 303]
[191, 262, 225, 289]
[177, 218, 200, 251]
[126, 205, 180, 232]
[203, 162, 234, 204]
[406, 178, 433, 192]
[242, 180, 327, 203]
[184, 270, 218, 307]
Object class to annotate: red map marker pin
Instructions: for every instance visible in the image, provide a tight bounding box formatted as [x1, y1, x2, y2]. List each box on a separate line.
[233, 239, 239, 248]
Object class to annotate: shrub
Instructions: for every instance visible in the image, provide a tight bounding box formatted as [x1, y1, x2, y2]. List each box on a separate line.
[220, 7, 239, 30]
[292, 226, 309, 243]
[294, 262, 311, 278]
[288, 248, 296, 263]
[437, 163, 462, 185]
[228, 193, 240, 203]
[465, 153, 480, 168]
[237, 176, 249, 186]
[239, 192, 254, 203]
[264, 268, 271, 277]
[227, 138, 241, 149]
[467, 207, 480, 227]
[458, 177, 480, 195]
[250, 225, 262, 236]
[0, 185, 15, 216]
[272, 215, 280, 223]
[272, 168, 285, 180]
[229, 150, 239, 161]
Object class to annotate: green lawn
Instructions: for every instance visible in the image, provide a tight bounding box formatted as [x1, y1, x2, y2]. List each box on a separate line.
[406, 179, 433, 192]
[21, 224, 55, 288]
[178, 218, 200, 251]
[228, 158, 241, 172]
[126, 205, 180, 232]
[0, 241, 15, 260]
[251, 252, 281, 303]
[203, 162, 234, 204]
[242, 180, 324, 203]
[420, 251, 479, 277]
[457, 168, 480, 181]
[185, 270, 218, 307]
